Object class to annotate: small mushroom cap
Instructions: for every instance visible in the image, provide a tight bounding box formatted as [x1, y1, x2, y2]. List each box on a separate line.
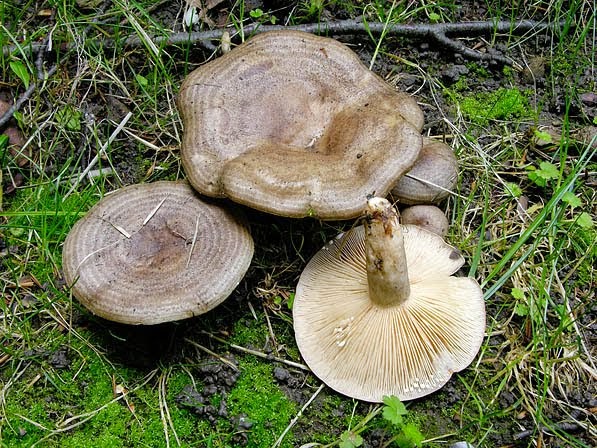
[62, 181, 254, 325]
[401, 205, 449, 236]
[293, 225, 485, 402]
[391, 138, 458, 204]
[178, 30, 424, 220]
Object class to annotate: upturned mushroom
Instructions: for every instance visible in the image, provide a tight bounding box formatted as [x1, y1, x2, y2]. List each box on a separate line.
[391, 138, 458, 204]
[177, 30, 424, 220]
[293, 197, 485, 402]
[62, 181, 254, 325]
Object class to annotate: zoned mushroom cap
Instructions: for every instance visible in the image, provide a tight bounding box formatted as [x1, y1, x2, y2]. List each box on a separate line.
[178, 30, 424, 220]
[62, 181, 254, 325]
[293, 215, 485, 402]
[391, 138, 458, 204]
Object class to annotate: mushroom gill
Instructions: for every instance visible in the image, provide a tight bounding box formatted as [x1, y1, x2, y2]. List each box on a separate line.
[293, 197, 485, 401]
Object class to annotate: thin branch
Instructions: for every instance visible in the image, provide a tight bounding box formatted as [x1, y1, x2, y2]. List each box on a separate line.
[128, 19, 565, 67]
[271, 384, 325, 448]
[199, 331, 310, 371]
[4, 19, 567, 65]
[0, 59, 57, 128]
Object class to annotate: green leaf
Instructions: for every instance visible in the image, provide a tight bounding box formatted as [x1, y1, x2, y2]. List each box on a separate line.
[511, 287, 525, 300]
[382, 395, 407, 426]
[286, 292, 295, 310]
[428, 12, 441, 22]
[514, 303, 529, 317]
[533, 129, 553, 144]
[401, 422, 425, 447]
[0, 134, 9, 150]
[250, 8, 264, 18]
[561, 191, 582, 208]
[55, 106, 82, 131]
[135, 74, 148, 87]
[575, 212, 594, 229]
[527, 161, 560, 186]
[10, 60, 30, 89]
[537, 161, 560, 178]
[504, 182, 522, 198]
[339, 431, 363, 448]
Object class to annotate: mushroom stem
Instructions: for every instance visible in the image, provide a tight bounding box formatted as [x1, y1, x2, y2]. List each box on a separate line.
[364, 197, 411, 307]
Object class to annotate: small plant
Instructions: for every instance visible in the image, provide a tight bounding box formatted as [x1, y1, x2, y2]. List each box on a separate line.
[339, 430, 364, 448]
[55, 105, 82, 132]
[381, 396, 425, 448]
[525, 159, 594, 230]
[299, 0, 326, 20]
[249, 7, 277, 24]
[526, 160, 560, 187]
[9, 59, 31, 89]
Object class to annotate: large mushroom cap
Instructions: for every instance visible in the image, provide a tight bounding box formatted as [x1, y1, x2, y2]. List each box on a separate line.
[62, 181, 254, 325]
[293, 198, 485, 402]
[391, 138, 458, 204]
[178, 30, 424, 220]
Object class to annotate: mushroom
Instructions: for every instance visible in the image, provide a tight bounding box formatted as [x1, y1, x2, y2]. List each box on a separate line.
[401, 204, 449, 236]
[62, 181, 254, 325]
[293, 197, 485, 402]
[391, 138, 458, 204]
[177, 30, 424, 220]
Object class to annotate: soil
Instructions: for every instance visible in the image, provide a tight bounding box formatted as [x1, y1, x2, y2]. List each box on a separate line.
[1, 0, 596, 447]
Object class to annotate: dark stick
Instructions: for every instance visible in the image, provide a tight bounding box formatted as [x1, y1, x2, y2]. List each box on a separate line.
[513, 422, 583, 440]
[124, 18, 564, 68]
[5, 18, 566, 59]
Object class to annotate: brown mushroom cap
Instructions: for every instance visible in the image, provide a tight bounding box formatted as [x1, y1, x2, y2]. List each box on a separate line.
[401, 204, 449, 236]
[62, 181, 254, 325]
[391, 138, 458, 204]
[293, 198, 485, 402]
[178, 30, 424, 220]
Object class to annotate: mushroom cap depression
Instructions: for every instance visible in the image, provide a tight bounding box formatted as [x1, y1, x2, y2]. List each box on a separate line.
[391, 138, 458, 204]
[293, 220, 485, 402]
[178, 30, 424, 220]
[62, 181, 254, 325]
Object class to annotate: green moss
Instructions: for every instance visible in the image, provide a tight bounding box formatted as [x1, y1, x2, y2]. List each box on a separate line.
[458, 87, 535, 125]
[227, 359, 296, 447]
[230, 318, 268, 347]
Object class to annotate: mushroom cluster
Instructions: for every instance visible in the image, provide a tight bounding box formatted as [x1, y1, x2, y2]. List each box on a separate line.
[62, 30, 484, 403]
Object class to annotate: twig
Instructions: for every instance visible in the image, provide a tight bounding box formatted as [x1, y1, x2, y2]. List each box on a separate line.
[227, 344, 309, 371]
[271, 384, 325, 448]
[4, 19, 568, 66]
[62, 111, 132, 201]
[200, 331, 310, 371]
[513, 422, 584, 440]
[0, 64, 58, 129]
[184, 338, 239, 371]
[128, 19, 565, 68]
